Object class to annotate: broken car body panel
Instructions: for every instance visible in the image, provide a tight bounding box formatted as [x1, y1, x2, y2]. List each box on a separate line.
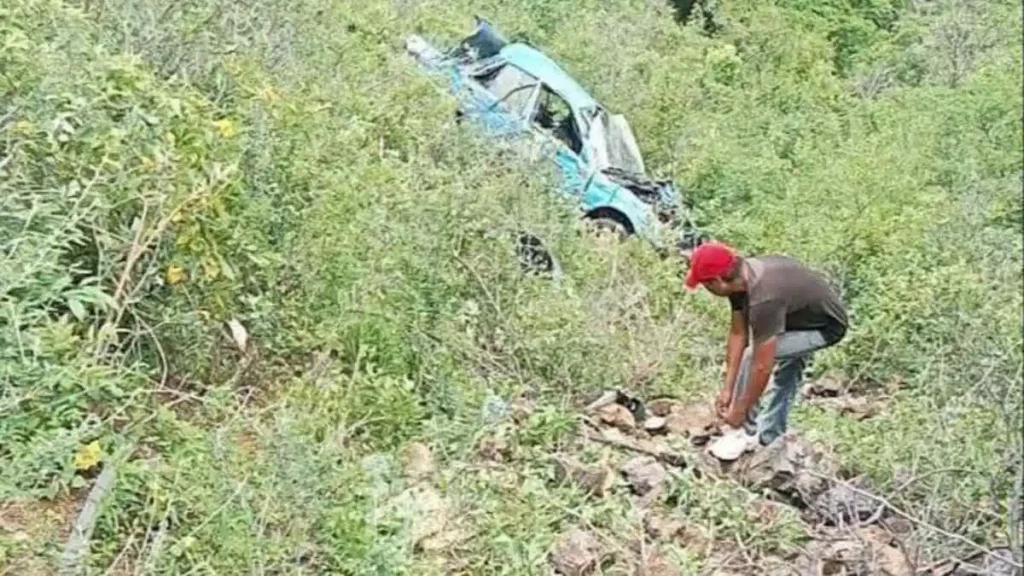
[405, 17, 700, 250]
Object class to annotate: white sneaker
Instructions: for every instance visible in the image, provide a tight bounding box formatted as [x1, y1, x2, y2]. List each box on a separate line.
[708, 427, 759, 461]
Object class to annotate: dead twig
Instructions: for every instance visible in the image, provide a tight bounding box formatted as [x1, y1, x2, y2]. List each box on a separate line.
[805, 470, 1023, 569]
[580, 427, 688, 469]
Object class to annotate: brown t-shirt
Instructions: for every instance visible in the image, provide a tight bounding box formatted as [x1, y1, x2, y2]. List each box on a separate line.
[728, 256, 848, 345]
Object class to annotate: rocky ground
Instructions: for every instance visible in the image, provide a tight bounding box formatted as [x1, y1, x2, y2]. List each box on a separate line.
[391, 386, 1020, 576]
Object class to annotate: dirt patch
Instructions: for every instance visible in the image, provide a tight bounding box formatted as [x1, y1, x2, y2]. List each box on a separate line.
[0, 494, 83, 575]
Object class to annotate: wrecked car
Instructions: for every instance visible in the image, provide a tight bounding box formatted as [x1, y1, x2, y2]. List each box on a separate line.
[405, 17, 706, 256]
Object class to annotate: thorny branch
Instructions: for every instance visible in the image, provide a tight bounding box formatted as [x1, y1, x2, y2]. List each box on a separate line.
[805, 470, 1024, 569]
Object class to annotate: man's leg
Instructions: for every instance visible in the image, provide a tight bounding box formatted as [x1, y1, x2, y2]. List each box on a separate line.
[756, 330, 831, 445]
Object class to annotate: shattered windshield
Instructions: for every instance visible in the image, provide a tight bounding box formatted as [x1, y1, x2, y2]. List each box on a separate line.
[592, 110, 647, 176]
[475, 64, 538, 115]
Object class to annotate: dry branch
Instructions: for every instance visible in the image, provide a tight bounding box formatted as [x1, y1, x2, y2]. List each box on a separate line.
[805, 470, 1023, 569]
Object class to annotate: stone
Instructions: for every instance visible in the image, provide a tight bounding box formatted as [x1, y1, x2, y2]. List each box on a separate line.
[621, 456, 668, 496]
[643, 416, 667, 432]
[551, 529, 602, 576]
[735, 434, 836, 504]
[552, 456, 615, 497]
[648, 398, 684, 417]
[643, 512, 683, 541]
[663, 403, 718, 441]
[390, 485, 448, 545]
[401, 442, 435, 481]
[934, 548, 1021, 576]
[809, 481, 882, 525]
[599, 403, 636, 431]
[792, 525, 913, 576]
[639, 547, 682, 576]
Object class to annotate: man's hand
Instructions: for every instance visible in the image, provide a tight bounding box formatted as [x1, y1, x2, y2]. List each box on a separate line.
[724, 336, 778, 429]
[720, 405, 746, 428]
[715, 388, 732, 418]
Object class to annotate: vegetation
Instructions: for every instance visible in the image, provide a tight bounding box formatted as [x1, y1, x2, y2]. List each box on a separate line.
[1, 0, 1020, 573]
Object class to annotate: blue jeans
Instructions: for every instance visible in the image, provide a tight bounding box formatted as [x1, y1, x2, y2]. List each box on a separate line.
[733, 330, 831, 446]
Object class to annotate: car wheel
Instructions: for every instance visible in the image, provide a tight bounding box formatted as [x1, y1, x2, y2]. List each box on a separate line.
[584, 216, 630, 241]
[516, 233, 564, 285]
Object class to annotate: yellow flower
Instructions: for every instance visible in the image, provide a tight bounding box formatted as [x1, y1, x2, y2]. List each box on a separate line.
[73, 441, 103, 471]
[13, 121, 34, 135]
[212, 119, 238, 138]
[166, 265, 187, 285]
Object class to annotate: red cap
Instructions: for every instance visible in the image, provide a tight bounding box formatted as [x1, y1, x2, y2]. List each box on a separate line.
[685, 242, 738, 291]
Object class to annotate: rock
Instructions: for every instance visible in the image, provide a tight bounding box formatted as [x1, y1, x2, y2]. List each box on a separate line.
[933, 548, 1021, 576]
[793, 525, 913, 576]
[584, 390, 620, 413]
[599, 404, 636, 431]
[648, 398, 683, 417]
[643, 513, 683, 541]
[881, 516, 914, 536]
[643, 416, 667, 433]
[805, 376, 844, 398]
[808, 395, 883, 421]
[841, 396, 882, 420]
[552, 456, 615, 497]
[599, 426, 630, 444]
[477, 435, 511, 463]
[809, 480, 882, 525]
[677, 525, 713, 555]
[639, 547, 682, 576]
[551, 529, 602, 576]
[510, 398, 536, 424]
[663, 403, 718, 441]
[735, 434, 836, 504]
[401, 442, 435, 481]
[390, 485, 449, 545]
[746, 498, 788, 527]
[663, 413, 688, 435]
[860, 526, 914, 576]
[621, 456, 668, 496]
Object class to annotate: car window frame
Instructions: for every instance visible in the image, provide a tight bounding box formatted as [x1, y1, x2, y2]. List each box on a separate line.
[471, 62, 542, 119]
[531, 85, 585, 156]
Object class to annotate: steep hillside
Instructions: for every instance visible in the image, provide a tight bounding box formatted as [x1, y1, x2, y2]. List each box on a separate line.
[1, 0, 1021, 573]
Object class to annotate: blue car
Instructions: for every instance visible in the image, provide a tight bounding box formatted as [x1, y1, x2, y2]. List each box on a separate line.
[405, 17, 705, 255]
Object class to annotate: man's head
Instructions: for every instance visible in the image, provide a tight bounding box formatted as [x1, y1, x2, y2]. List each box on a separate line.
[685, 242, 745, 296]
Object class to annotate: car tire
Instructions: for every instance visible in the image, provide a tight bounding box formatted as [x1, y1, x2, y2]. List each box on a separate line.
[516, 233, 564, 285]
[584, 216, 630, 241]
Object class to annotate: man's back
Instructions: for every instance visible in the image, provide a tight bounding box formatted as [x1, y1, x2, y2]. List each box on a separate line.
[731, 255, 848, 344]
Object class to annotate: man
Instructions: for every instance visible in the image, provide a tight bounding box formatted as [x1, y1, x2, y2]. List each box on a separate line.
[685, 242, 848, 461]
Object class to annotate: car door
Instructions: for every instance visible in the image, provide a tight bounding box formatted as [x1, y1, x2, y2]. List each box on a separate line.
[527, 86, 605, 204]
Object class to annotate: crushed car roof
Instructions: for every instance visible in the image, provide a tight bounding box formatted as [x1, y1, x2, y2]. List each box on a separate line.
[499, 43, 599, 111]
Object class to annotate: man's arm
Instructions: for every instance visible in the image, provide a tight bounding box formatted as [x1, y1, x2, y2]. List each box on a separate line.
[729, 336, 777, 420]
[721, 310, 748, 401]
